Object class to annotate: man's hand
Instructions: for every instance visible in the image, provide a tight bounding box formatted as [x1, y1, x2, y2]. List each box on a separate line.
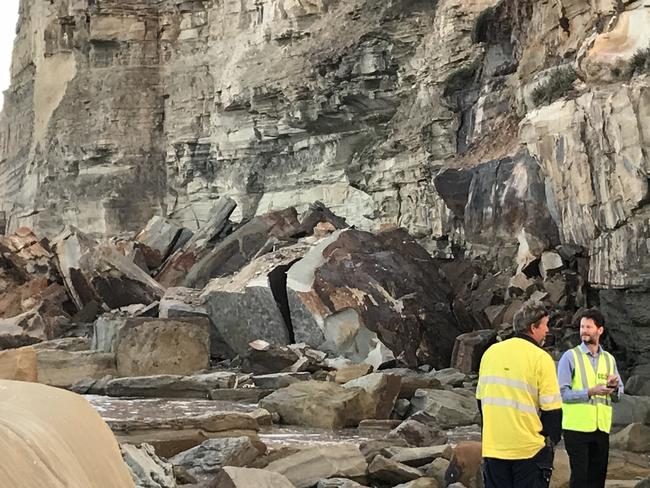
[607, 374, 619, 388]
[589, 384, 614, 397]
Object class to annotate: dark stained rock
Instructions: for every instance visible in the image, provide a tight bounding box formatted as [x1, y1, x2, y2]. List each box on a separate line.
[170, 437, 263, 483]
[156, 197, 237, 287]
[52, 227, 165, 312]
[183, 207, 301, 288]
[451, 329, 497, 373]
[433, 168, 475, 218]
[600, 290, 650, 368]
[287, 228, 465, 368]
[242, 343, 301, 375]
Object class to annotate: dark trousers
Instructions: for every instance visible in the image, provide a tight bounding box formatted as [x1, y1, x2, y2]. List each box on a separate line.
[483, 448, 552, 488]
[563, 429, 609, 488]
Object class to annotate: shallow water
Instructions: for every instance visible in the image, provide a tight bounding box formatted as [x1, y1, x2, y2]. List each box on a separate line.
[86, 395, 481, 448]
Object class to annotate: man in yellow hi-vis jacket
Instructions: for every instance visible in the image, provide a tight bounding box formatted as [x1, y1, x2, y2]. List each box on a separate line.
[557, 308, 623, 488]
[477, 300, 563, 488]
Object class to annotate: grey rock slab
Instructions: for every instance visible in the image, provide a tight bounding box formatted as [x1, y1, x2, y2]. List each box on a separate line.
[121, 443, 177, 488]
[252, 372, 312, 389]
[105, 372, 236, 398]
[409, 388, 479, 429]
[170, 437, 262, 482]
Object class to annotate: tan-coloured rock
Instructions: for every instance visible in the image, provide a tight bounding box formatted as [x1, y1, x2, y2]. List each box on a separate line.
[0, 380, 135, 488]
[215, 466, 295, 488]
[115, 317, 210, 376]
[266, 444, 367, 488]
[343, 372, 401, 419]
[0, 346, 37, 381]
[334, 363, 374, 383]
[259, 380, 369, 428]
[36, 349, 117, 388]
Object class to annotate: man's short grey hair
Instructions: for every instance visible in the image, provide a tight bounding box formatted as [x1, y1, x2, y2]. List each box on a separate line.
[513, 300, 549, 334]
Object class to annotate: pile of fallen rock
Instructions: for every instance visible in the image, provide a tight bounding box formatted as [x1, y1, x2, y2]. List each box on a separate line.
[2, 200, 650, 487]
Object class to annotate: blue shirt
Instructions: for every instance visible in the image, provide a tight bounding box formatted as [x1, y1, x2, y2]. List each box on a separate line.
[557, 343, 624, 403]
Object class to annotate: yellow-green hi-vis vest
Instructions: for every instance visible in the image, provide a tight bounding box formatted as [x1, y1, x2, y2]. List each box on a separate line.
[562, 346, 614, 433]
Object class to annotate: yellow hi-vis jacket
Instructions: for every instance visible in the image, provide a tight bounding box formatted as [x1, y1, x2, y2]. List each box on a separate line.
[562, 346, 614, 433]
[477, 336, 562, 459]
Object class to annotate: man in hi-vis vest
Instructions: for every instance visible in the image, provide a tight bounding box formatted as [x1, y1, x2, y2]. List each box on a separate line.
[477, 300, 562, 488]
[557, 308, 623, 488]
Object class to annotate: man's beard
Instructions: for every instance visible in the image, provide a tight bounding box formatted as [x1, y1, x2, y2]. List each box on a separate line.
[582, 335, 597, 345]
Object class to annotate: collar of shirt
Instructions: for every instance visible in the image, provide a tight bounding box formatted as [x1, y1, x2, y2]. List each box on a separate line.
[578, 342, 603, 357]
[515, 333, 542, 348]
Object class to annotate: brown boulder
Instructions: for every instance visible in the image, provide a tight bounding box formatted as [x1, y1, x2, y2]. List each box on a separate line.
[259, 380, 370, 428]
[114, 317, 210, 376]
[287, 228, 465, 368]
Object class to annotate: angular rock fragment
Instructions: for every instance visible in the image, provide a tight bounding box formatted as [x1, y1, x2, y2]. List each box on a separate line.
[121, 443, 177, 488]
[171, 437, 262, 483]
[259, 380, 370, 428]
[156, 197, 237, 287]
[201, 243, 310, 356]
[52, 227, 165, 312]
[287, 228, 464, 368]
[114, 317, 211, 376]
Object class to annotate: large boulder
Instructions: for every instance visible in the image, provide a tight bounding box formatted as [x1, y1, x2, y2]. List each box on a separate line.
[156, 197, 237, 287]
[600, 290, 650, 366]
[286, 228, 465, 368]
[113, 317, 210, 376]
[52, 227, 165, 313]
[181, 207, 301, 288]
[135, 216, 185, 268]
[0, 380, 135, 487]
[343, 373, 402, 420]
[611, 423, 650, 453]
[451, 330, 497, 374]
[201, 244, 310, 356]
[159, 286, 233, 359]
[259, 380, 370, 428]
[410, 389, 480, 428]
[613, 395, 650, 427]
[170, 437, 262, 483]
[265, 444, 368, 488]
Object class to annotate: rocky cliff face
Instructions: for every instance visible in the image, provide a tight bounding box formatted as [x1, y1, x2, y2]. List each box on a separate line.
[0, 1, 649, 345]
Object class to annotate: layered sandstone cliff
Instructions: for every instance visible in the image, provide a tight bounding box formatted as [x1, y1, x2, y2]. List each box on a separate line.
[0, 0, 648, 292]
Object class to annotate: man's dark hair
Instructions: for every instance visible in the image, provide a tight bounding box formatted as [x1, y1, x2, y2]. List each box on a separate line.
[577, 308, 606, 329]
[513, 300, 549, 334]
